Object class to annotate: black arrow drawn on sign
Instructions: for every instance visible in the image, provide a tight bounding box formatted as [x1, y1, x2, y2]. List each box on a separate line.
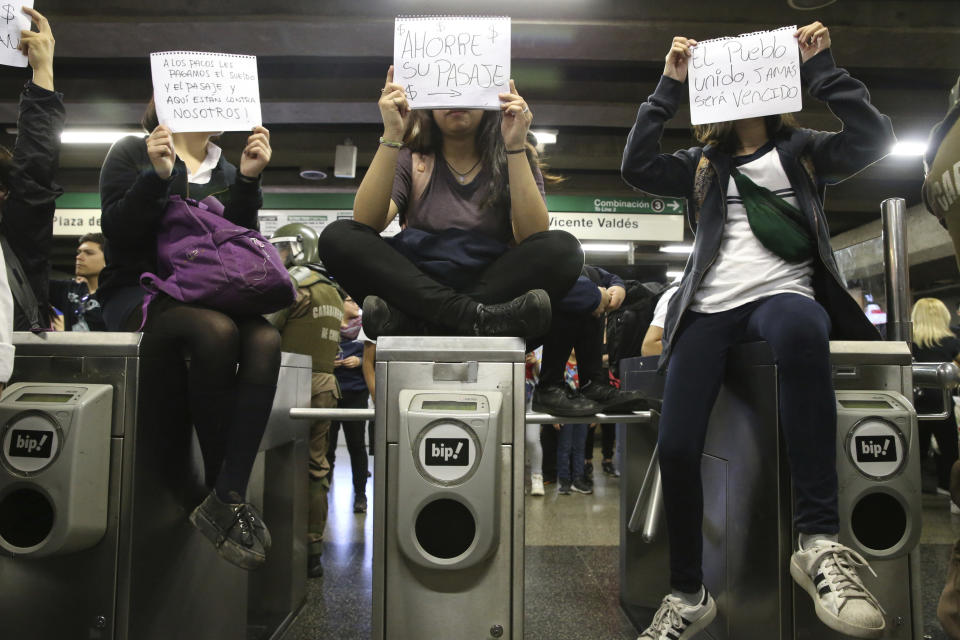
[427, 89, 463, 97]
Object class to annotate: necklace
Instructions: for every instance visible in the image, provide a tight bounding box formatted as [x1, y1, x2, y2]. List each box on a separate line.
[444, 157, 482, 184]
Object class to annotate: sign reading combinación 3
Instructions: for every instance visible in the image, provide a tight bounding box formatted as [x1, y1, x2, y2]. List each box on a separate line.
[545, 195, 685, 242]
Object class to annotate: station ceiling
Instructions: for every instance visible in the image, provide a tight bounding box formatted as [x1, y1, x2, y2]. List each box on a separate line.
[0, 0, 956, 278]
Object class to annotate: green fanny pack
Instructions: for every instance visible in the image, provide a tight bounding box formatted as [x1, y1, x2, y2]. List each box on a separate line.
[731, 168, 814, 263]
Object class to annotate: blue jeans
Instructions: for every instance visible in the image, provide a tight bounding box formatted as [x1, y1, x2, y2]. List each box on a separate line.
[658, 293, 836, 592]
[556, 422, 588, 483]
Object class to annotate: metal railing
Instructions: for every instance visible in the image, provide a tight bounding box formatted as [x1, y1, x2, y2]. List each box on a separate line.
[289, 407, 652, 425]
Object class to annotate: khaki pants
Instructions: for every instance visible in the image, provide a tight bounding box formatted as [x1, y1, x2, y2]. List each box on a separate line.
[308, 388, 338, 555]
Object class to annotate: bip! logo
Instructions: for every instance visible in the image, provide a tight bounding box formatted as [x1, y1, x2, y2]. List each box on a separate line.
[8, 429, 54, 459]
[425, 438, 469, 466]
[854, 435, 896, 463]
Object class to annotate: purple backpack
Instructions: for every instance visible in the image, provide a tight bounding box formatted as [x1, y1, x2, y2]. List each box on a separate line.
[139, 195, 295, 325]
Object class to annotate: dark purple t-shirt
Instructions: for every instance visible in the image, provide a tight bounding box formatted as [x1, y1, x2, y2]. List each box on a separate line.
[391, 148, 546, 245]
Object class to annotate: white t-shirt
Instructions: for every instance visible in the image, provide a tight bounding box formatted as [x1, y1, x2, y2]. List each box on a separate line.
[651, 286, 678, 329]
[691, 145, 813, 313]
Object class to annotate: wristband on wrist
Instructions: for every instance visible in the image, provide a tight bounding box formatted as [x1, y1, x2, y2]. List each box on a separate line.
[379, 137, 403, 149]
[505, 148, 526, 154]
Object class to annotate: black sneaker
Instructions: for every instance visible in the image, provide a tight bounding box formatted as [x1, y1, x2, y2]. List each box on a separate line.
[572, 477, 593, 494]
[558, 480, 572, 495]
[584, 461, 594, 479]
[602, 460, 619, 477]
[474, 289, 551, 338]
[354, 494, 368, 513]
[189, 491, 267, 570]
[307, 553, 324, 578]
[362, 296, 422, 339]
[580, 381, 649, 413]
[532, 384, 600, 417]
[225, 492, 272, 553]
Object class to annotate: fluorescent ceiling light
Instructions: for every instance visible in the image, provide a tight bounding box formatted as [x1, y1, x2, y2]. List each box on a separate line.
[530, 129, 557, 146]
[581, 242, 630, 253]
[890, 141, 926, 156]
[666, 270, 685, 279]
[61, 130, 141, 144]
[659, 244, 693, 254]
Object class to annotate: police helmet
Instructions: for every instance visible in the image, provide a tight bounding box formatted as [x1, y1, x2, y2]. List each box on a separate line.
[270, 223, 320, 267]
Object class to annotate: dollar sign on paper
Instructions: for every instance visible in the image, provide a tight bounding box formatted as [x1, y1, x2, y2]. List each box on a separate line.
[0, 4, 15, 25]
[405, 85, 418, 99]
[488, 24, 499, 44]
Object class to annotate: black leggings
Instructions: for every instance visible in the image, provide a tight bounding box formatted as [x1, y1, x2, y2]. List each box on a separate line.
[318, 220, 583, 332]
[127, 296, 282, 500]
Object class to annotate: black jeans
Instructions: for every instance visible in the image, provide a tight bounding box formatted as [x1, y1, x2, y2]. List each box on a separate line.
[538, 309, 604, 388]
[328, 388, 370, 495]
[658, 293, 837, 592]
[318, 220, 583, 332]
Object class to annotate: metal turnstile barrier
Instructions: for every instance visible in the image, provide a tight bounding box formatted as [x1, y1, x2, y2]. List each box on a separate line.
[288, 336, 650, 640]
[619, 340, 924, 640]
[0, 332, 311, 640]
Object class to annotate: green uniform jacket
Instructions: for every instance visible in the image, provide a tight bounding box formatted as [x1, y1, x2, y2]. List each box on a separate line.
[267, 266, 343, 377]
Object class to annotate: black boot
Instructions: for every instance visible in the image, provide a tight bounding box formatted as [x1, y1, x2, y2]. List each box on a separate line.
[474, 289, 551, 338]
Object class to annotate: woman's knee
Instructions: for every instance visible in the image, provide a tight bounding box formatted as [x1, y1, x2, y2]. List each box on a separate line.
[193, 310, 241, 356]
[318, 219, 372, 266]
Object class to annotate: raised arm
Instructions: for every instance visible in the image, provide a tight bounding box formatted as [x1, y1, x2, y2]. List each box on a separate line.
[224, 126, 270, 228]
[500, 80, 548, 243]
[354, 67, 411, 232]
[621, 37, 702, 197]
[795, 22, 896, 183]
[99, 133, 174, 248]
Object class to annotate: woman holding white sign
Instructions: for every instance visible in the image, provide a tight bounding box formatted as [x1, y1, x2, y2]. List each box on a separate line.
[318, 67, 582, 339]
[98, 108, 279, 571]
[621, 23, 895, 640]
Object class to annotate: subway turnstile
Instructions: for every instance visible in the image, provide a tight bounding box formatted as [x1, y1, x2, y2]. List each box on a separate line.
[619, 341, 922, 640]
[0, 332, 311, 640]
[373, 336, 525, 640]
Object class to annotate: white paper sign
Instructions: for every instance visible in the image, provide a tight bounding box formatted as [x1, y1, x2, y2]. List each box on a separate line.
[688, 26, 801, 126]
[150, 51, 262, 133]
[0, 0, 33, 68]
[394, 15, 510, 110]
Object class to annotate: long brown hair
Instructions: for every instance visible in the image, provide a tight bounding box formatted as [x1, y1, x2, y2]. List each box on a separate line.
[693, 114, 799, 153]
[403, 110, 558, 211]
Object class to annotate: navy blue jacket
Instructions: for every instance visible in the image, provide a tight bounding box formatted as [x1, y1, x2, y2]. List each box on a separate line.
[621, 49, 895, 368]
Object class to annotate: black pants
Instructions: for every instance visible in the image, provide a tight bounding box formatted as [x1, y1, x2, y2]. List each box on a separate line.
[585, 423, 615, 461]
[919, 413, 960, 491]
[328, 388, 370, 495]
[539, 309, 604, 388]
[318, 220, 583, 332]
[659, 293, 837, 592]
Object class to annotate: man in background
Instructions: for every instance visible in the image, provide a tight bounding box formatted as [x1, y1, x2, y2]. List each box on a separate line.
[50, 233, 105, 331]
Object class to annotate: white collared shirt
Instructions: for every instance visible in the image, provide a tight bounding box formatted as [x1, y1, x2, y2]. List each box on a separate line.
[182, 142, 222, 185]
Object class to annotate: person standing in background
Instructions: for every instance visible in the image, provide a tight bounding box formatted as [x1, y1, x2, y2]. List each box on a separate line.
[267, 224, 344, 579]
[329, 295, 371, 514]
[50, 233, 106, 331]
[911, 298, 960, 506]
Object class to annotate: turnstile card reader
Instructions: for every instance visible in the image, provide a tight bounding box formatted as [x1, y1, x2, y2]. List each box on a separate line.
[397, 390, 502, 570]
[0, 382, 113, 557]
[375, 336, 524, 640]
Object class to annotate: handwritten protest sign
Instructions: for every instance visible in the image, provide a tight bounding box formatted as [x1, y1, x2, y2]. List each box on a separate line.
[150, 51, 262, 133]
[0, 0, 33, 68]
[688, 26, 801, 126]
[394, 15, 510, 110]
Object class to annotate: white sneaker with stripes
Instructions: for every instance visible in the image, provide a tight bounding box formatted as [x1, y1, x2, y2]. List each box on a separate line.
[790, 541, 885, 639]
[637, 589, 716, 640]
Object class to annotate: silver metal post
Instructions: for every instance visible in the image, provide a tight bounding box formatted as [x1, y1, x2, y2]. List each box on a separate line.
[289, 408, 653, 425]
[881, 197, 911, 343]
